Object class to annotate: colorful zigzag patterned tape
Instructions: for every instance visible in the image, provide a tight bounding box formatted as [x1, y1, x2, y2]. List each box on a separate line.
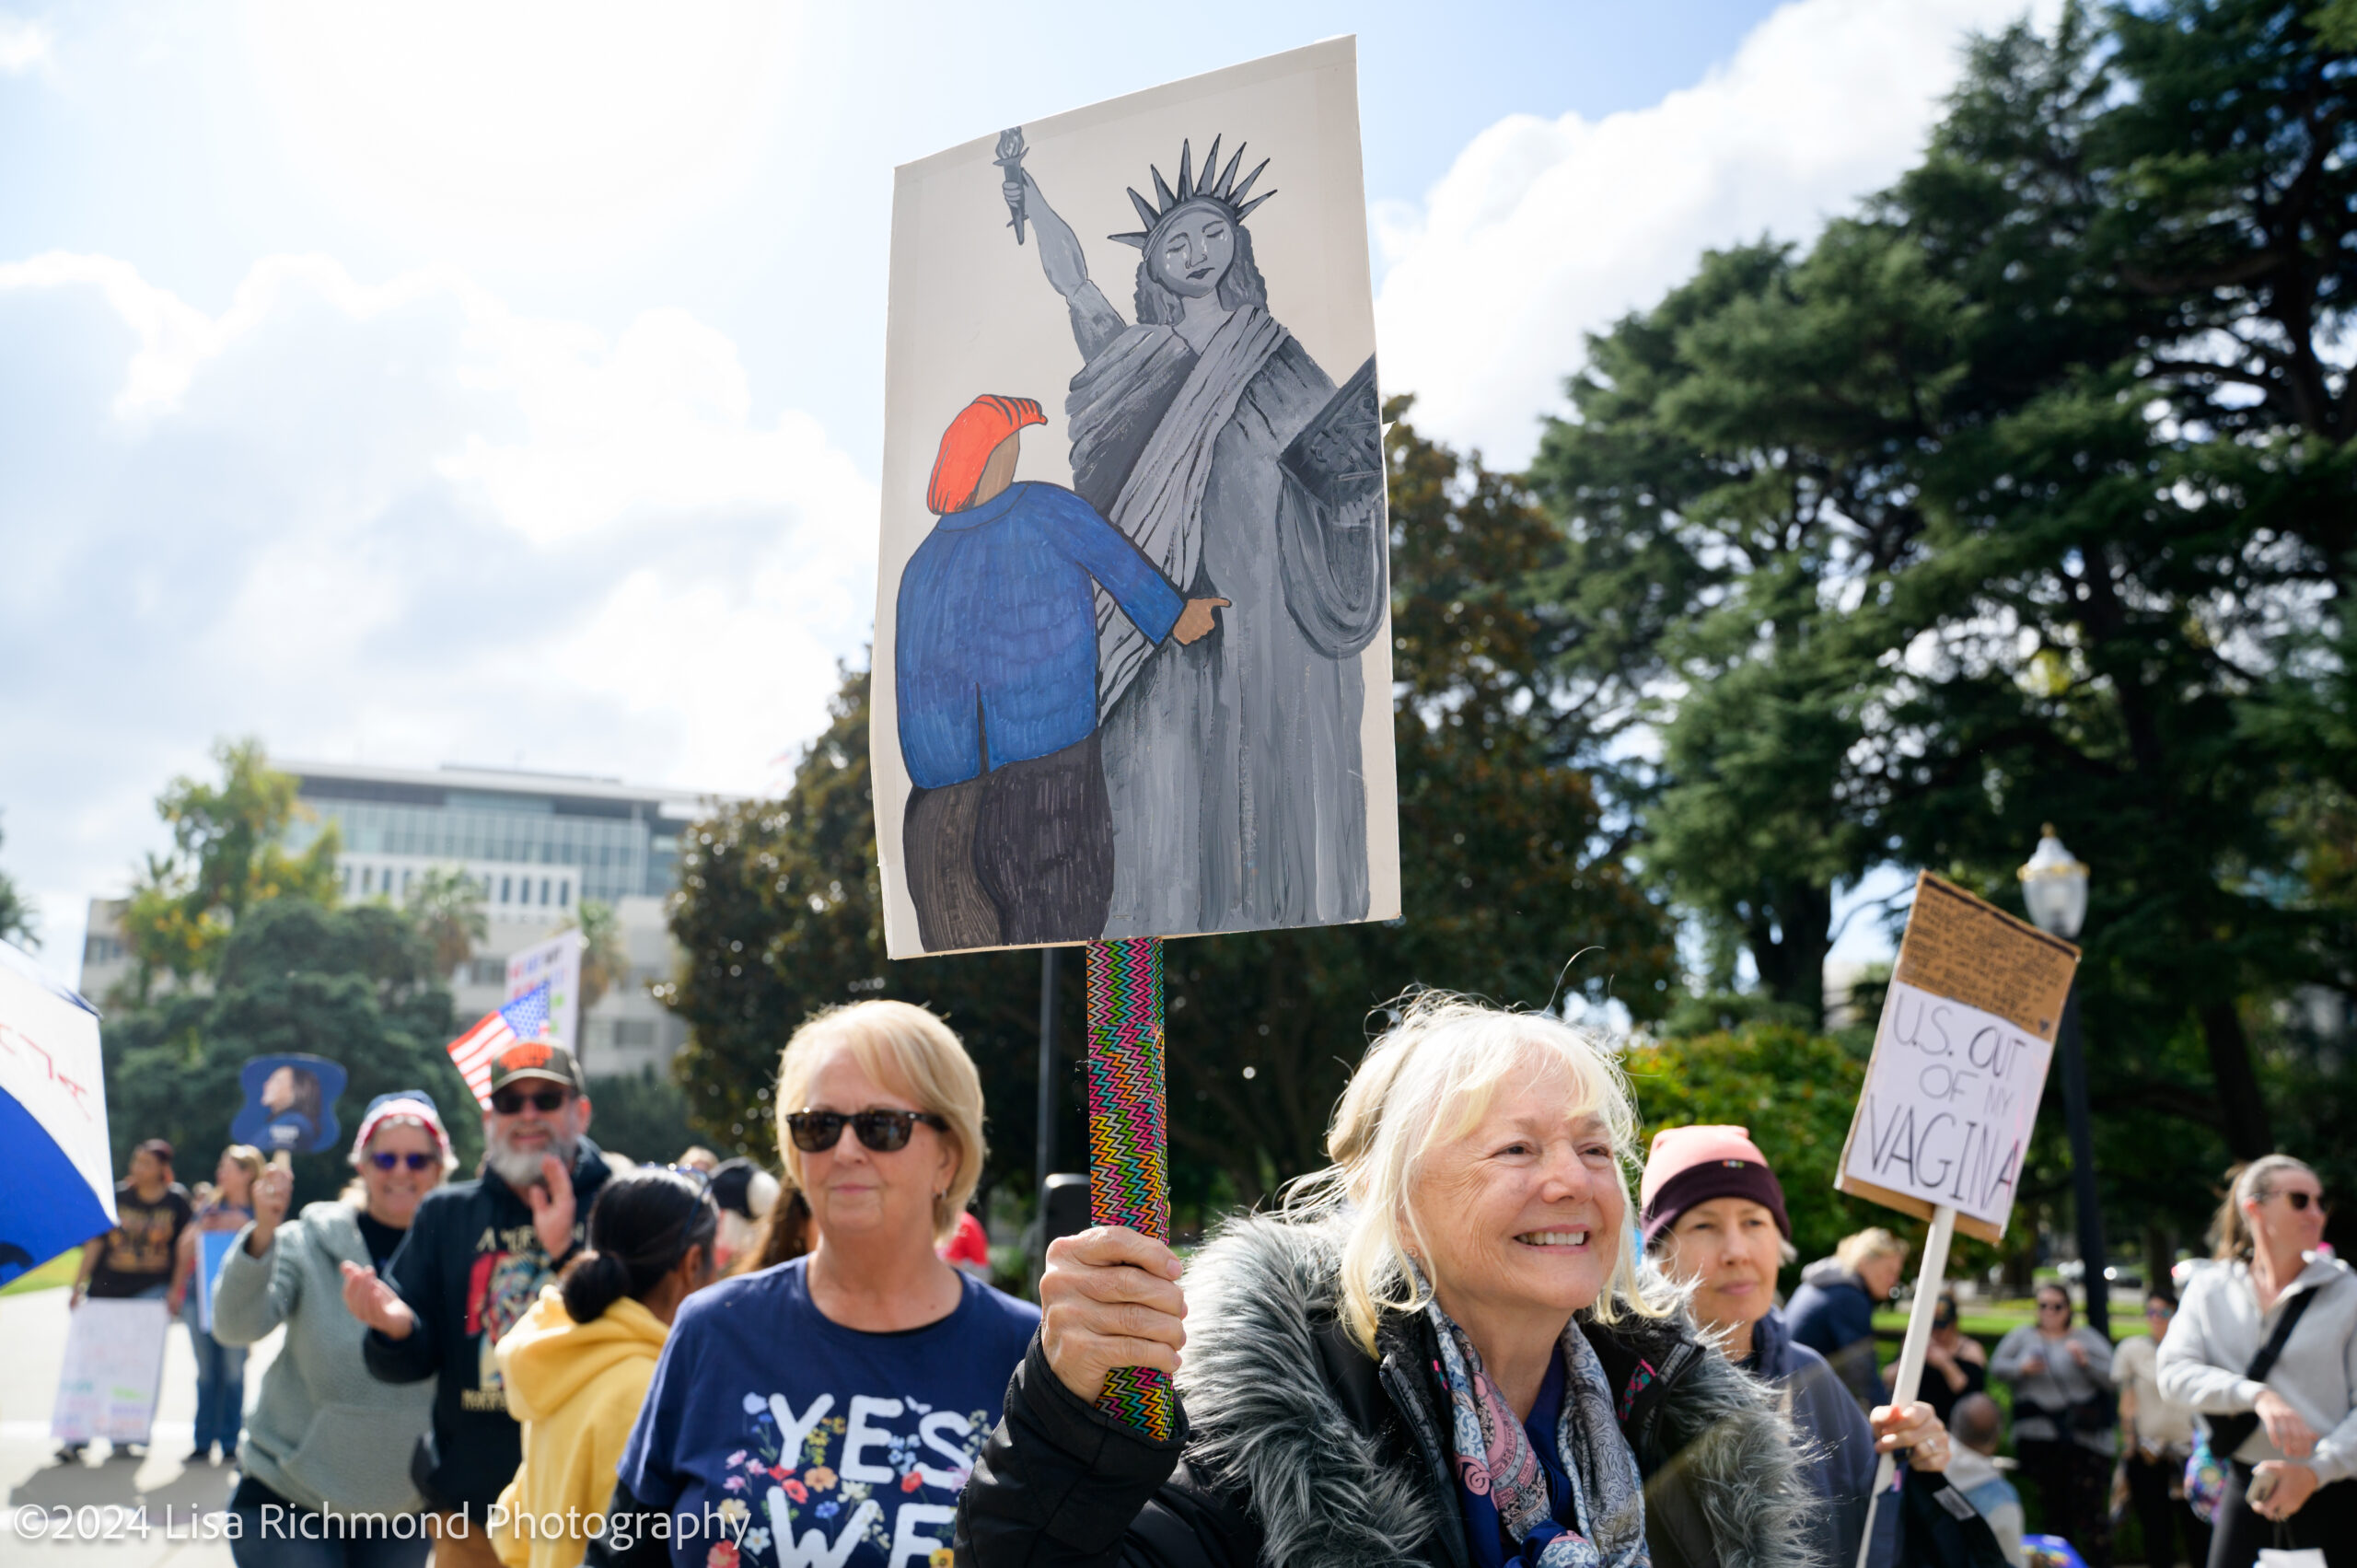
[1086, 935, 1173, 1439]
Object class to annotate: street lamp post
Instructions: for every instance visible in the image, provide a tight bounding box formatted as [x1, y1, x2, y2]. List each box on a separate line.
[2020, 825, 2107, 1339]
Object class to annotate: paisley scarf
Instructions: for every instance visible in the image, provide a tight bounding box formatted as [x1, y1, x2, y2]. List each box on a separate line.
[1424, 1299, 1651, 1568]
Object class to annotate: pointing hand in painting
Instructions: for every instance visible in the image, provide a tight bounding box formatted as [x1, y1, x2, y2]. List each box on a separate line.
[1173, 598, 1229, 645]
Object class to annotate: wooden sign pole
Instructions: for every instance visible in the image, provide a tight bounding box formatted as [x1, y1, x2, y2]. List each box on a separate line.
[1853, 1202, 1958, 1568]
[1084, 936, 1174, 1437]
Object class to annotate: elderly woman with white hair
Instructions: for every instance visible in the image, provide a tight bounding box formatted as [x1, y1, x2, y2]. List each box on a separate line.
[958, 994, 1928, 1568]
[595, 1001, 1039, 1568]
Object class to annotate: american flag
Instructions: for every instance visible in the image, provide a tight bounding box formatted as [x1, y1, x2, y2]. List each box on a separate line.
[446, 983, 552, 1109]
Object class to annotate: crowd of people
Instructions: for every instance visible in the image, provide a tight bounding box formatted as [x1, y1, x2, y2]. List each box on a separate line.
[53, 996, 2351, 1568]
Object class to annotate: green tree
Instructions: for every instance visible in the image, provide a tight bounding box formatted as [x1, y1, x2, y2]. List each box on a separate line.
[1623, 1025, 1884, 1279]
[663, 412, 1678, 1204]
[120, 739, 341, 999]
[0, 814, 35, 949]
[404, 865, 488, 981]
[103, 899, 471, 1202]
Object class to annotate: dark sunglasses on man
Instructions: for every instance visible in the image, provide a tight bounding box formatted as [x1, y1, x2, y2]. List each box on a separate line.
[491, 1086, 570, 1116]
[785, 1108, 948, 1154]
[368, 1151, 439, 1171]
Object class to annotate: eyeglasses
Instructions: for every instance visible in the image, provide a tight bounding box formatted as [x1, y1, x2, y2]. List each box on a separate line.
[2146, 1303, 2175, 1318]
[785, 1109, 948, 1154]
[368, 1151, 438, 1171]
[2279, 1191, 2325, 1212]
[490, 1087, 570, 1116]
[2038, 1300, 2070, 1313]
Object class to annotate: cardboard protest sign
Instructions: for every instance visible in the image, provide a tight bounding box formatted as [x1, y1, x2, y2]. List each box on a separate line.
[231, 1052, 348, 1156]
[1836, 872, 2079, 1242]
[506, 932, 583, 1054]
[874, 38, 1398, 957]
[50, 1296, 170, 1446]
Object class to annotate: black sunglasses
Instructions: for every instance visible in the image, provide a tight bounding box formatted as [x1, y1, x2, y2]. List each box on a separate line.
[368, 1151, 438, 1171]
[2280, 1191, 2325, 1212]
[785, 1109, 948, 1154]
[491, 1087, 570, 1116]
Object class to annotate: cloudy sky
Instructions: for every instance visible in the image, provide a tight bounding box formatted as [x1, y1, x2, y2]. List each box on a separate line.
[0, 0, 2048, 981]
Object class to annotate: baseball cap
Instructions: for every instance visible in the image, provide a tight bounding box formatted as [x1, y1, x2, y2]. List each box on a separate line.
[487, 1038, 586, 1096]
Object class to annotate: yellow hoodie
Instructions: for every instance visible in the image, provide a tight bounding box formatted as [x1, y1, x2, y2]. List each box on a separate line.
[492, 1284, 668, 1568]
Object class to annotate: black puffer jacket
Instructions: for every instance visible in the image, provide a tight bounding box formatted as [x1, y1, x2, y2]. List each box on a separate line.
[956, 1214, 1818, 1568]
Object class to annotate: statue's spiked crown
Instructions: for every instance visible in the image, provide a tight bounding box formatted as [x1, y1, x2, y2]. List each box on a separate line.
[1109, 135, 1274, 249]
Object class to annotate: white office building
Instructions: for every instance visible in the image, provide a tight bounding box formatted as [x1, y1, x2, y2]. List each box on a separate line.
[80, 761, 734, 1080]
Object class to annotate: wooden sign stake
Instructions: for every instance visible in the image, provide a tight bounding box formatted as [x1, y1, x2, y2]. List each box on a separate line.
[1853, 1202, 1958, 1568]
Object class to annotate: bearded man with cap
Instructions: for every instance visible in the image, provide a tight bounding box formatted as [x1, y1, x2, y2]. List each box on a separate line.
[894, 393, 1226, 949]
[1643, 1125, 1970, 1568]
[346, 1040, 614, 1568]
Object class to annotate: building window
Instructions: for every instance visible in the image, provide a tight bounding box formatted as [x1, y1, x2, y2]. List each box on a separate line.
[468, 958, 505, 986]
[540, 877, 551, 905]
[615, 1019, 656, 1049]
[559, 880, 571, 908]
[500, 876, 512, 903]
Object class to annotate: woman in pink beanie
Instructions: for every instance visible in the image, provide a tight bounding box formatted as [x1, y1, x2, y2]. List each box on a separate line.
[1642, 1125, 1968, 1568]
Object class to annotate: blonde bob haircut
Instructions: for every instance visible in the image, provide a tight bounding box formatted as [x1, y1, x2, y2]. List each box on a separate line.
[772, 1000, 986, 1244]
[1287, 992, 1672, 1354]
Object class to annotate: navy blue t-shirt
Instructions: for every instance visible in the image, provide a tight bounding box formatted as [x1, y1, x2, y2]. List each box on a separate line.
[618, 1258, 1039, 1568]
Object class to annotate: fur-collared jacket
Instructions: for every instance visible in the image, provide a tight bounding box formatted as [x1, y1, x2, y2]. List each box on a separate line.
[955, 1214, 1818, 1568]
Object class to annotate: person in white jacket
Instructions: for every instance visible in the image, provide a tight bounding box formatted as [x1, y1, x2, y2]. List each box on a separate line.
[2158, 1155, 2355, 1568]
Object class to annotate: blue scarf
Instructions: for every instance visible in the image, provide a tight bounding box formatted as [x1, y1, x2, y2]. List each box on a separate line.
[1424, 1300, 1651, 1568]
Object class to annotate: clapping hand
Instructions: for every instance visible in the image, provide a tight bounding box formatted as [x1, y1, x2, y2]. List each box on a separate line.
[340, 1261, 416, 1341]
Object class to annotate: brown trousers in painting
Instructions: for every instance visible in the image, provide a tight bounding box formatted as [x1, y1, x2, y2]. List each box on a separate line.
[904, 733, 1111, 950]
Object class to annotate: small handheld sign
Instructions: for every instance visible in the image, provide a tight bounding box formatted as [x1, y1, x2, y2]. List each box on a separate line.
[230, 1053, 349, 1156]
[1838, 872, 2078, 1565]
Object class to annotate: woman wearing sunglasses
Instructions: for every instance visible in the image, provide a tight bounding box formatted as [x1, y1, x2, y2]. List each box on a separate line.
[598, 1001, 1037, 1568]
[212, 1090, 456, 1568]
[1991, 1282, 2117, 1562]
[2160, 1155, 2356, 1567]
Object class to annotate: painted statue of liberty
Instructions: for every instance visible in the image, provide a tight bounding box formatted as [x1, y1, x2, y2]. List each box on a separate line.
[1001, 132, 1387, 936]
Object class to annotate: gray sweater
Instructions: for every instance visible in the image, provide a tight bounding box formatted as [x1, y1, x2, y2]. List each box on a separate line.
[1990, 1322, 2116, 1455]
[2158, 1254, 2357, 1483]
[212, 1201, 435, 1516]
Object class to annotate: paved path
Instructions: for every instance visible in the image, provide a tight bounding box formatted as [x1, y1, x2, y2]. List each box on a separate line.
[0, 1285, 275, 1567]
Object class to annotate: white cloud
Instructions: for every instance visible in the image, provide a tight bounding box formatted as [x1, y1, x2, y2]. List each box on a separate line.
[1376, 0, 2058, 469]
[0, 253, 876, 967]
[0, 15, 52, 74]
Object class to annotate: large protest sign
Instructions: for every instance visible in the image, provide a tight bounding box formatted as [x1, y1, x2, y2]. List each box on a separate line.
[51, 1296, 171, 1446]
[0, 937, 115, 1284]
[506, 931, 583, 1054]
[874, 38, 1396, 958]
[1836, 872, 2078, 1243]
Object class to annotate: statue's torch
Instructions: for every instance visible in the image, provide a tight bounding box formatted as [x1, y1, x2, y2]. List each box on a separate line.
[995, 127, 1028, 244]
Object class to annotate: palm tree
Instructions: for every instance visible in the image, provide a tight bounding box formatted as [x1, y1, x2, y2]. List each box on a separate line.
[563, 900, 628, 1015]
[405, 865, 488, 981]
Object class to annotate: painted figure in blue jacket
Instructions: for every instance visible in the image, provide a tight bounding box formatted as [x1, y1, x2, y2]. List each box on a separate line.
[895, 393, 1226, 949]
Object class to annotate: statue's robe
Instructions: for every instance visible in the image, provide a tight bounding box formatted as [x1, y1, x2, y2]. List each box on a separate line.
[1066, 304, 1387, 936]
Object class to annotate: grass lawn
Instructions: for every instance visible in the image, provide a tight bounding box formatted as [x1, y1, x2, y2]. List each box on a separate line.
[1873, 1301, 2158, 1345]
[1, 1249, 82, 1296]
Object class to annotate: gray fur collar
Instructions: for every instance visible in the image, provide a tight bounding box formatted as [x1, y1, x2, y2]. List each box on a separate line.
[1175, 1214, 1818, 1568]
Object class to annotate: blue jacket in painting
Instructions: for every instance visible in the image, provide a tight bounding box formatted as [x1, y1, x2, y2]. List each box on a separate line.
[895, 482, 1184, 790]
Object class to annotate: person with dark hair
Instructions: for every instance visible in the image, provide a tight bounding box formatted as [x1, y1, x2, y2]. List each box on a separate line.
[1946, 1395, 2026, 1567]
[491, 1167, 717, 1568]
[2115, 1286, 2207, 1568]
[2160, 1156, 2354, 1567]
[738, 1187, 814, 1275]
[60, 1137, 192, 1461]
[706, 1156, 779, 1274]
[1992, 1283, 2116, 1564]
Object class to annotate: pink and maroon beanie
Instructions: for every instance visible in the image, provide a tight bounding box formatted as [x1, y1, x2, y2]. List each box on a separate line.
[1639, 1124, 1791, 1245]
